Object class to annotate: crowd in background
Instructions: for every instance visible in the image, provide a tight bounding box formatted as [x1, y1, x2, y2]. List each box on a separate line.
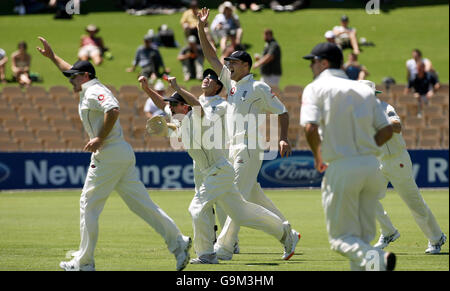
[3, 0, 442, 117]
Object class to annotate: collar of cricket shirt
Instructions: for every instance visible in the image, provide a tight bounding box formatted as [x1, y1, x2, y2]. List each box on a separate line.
[235, 73, 253, 86]
[318, 69, 349, 80]
[200, 94, 221, 106]
[80, 78, 100, 95]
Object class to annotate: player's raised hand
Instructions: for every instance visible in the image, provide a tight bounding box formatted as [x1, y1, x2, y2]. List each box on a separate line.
[197, 7, 210, 27]
[36, 37, 55, 59]
[279, 140, 292, 158]
[167, 76, 179, 91]
[138, 75, 149, 90]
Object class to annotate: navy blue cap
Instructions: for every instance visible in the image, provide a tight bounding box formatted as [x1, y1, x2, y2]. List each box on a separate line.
[63, 60, 96, 78]
[224, 50, 252, 68]
[303, 42, 343, 65]
[164, 92, 187, 104]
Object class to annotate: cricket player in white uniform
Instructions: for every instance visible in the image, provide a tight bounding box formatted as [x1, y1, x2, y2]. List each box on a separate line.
[300, 42, 396, 271]
[37, 37, 192, 271]
[138, 72, 300, 264]
[358, 80, 447, 254]
[196, 8, 296, 261]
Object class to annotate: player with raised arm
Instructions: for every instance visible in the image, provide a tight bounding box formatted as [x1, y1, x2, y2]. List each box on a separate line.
[139, 73, 300, 264]
[196, 7, 299, 261]
[36, 37, 191, 271]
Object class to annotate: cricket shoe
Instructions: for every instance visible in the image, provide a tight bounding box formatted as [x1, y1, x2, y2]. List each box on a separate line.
[175, 235, 192, 271]
[233, 242, 240, 254]
[374, 230, 400, 249]
[281, 222, 301, 260]
[425, 233, 447, 254]
[384, 252, 396, 271]
[59, 259, 95, 271]
[214, 244, 233, 261]
[190, 253, 219, 264]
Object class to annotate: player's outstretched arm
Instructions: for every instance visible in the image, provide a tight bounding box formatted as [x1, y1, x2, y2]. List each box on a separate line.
[36, 37, 72, 72]
[197, 7, 223, 74]
[167, 77, 201, 107]
[138, 76, 167, 110]
[304, 123, 327, 173]
[278, 112, 291, 157]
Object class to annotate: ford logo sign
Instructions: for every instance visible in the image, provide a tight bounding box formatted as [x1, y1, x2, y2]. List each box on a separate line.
[0, 162, 10, 183]
[260, 156, 323, 186]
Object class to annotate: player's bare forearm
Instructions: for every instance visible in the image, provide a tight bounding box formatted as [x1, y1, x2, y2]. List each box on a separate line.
[98, 108, 119, 140]
[278, 112, 289, 141]
[138, 76, 166, 110]
[374, 124, 394, 146]
[391, 120, 402, 133]
[84, 108, 119, 152]
[278, 112, 291, 157]
[304, 123, 321, 157]
[304, 123, 327, 172]
[197, 8, 223, 74]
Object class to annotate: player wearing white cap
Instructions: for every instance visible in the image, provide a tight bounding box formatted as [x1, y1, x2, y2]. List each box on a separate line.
[37, 37, 191, 271]
[196, 7, 298, 261]
[300, 42, 396, 271]
[138, 71, 300, 264]
[358, 80, 447, 254]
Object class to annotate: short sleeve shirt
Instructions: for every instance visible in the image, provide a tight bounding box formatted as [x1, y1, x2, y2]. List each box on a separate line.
[261, 39, 281, 76]
[407, 72, 437, 95]
[78, 79, 123, 144]
[300, 69, 390, 163]
[219, 65, 287, 148]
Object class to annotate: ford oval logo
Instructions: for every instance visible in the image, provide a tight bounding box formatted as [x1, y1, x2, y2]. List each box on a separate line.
[0, 163, 10, 183]
[260, 156, 323, 185]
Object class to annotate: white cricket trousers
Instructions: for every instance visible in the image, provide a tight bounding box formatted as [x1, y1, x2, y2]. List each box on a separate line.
[322, 155, 387, 271]
[215, 147, 287, 253]
[73, 142, 182, 266]
[376, 150, 443, 243]
[188, 160, 284, 257]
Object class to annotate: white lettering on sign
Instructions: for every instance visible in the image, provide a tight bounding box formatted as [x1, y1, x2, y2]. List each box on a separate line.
[24, 160, 194, 188]
[428, 158, 448, 183]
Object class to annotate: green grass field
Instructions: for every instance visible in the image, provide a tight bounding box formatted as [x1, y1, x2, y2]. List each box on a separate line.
[0, 188, 448, 271]
[0, 3, 448, 91]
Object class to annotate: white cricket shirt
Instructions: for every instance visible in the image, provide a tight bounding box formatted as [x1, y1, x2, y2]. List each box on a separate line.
[300, 69, 390, 163]
[219, 65, 287, 149]
[79, 79, 124, 145]
[164, 100, 228, 173]
[378, 101, 407, 159]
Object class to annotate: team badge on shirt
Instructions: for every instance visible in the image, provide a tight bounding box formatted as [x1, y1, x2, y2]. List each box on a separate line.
[230, 87, 236, 95]
[97, 94, 105, 101]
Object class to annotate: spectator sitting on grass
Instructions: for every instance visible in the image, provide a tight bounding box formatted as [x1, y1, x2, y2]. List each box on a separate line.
[0, 48, 8, 83]
[78, 24, 106, 65]
[210, 1, 243, 54]
[333, 15, 360, 55]
[127, 33, 169, 83]
[11, 41, 31, 87]
[234, 0, 262, 12]
[343, 52, 368, 81]
[177, 35, 204, 81]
